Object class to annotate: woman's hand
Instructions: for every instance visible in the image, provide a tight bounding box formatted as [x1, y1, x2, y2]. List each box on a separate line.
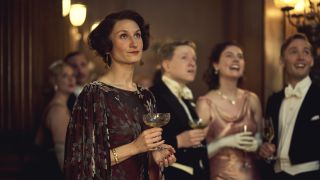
[152, 144, 176, 168]
[132, 127, 164, 154]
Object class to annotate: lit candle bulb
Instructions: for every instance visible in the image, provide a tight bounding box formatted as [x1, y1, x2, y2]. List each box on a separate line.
[244, 125, 247, 132]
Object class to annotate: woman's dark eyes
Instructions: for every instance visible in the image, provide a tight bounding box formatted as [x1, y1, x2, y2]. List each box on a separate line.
[120, 34, 128, 39]
[134, 33, 141, 38]
[119, 33, 141, 39]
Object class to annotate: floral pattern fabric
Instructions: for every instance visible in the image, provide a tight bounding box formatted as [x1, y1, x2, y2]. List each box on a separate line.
[64, 81, 155, 180]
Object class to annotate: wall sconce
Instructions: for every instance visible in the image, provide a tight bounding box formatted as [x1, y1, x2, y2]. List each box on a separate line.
[62, 0, 71, 17]
[90, 21, 100, 32]
[69, 3, 87, 27]
[274, 0, 320, 84]
[274, 0, 320, 52]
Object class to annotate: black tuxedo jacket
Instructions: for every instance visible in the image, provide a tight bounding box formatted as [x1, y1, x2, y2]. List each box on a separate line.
[150, 80, 210, 179]
[266, 83, 320, 165]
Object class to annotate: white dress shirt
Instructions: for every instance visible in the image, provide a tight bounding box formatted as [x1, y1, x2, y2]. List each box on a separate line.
[275, 76, 319, 175]
[74, 85, 84, 97]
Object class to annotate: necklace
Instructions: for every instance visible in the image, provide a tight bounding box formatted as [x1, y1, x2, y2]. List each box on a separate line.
[217, 90, 237, 105]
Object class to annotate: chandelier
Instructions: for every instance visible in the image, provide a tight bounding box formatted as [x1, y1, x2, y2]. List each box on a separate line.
[274, 0, 320, 52]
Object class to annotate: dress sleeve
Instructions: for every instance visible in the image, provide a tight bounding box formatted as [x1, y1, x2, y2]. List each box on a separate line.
[64, 84, 111, 180]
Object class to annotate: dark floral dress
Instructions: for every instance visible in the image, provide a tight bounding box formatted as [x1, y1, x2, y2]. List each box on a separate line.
[64, 81, 156, 180]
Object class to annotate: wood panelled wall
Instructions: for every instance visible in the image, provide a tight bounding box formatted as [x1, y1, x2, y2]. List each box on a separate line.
[264, 0, 284, 105]
[0, 0, 72, 178]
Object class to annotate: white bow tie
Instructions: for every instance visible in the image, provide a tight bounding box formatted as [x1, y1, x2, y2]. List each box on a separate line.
[179, 87, 193, 100]
[284, 86, 302, 98]
[162, 75, 193, 100]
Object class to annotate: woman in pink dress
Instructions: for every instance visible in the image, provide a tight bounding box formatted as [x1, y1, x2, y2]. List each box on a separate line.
[196, 41, 263, 180]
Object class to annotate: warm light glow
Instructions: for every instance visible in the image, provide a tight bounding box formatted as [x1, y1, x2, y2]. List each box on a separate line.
[62, 0, 71, 17]
[90, 21, 100, 32]
[293, 0, 309, 14]
[266, 9, 283, 18]
[69, 4, 87, 26]
[274, 0, 299, 8]
[310, 0, 320, 4]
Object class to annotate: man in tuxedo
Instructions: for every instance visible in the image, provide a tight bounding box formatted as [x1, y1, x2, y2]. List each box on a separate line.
[63, 51, 91, 111]
[150, 40, 210, 180]
[259, 33, 320, 179]
[63, 51, 90, 96]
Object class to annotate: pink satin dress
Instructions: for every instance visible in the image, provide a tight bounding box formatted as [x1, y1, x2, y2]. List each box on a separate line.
[203, 91, 261, 180]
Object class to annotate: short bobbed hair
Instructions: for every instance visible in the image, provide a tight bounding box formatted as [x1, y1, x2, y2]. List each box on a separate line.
[88, 10, 150, 66]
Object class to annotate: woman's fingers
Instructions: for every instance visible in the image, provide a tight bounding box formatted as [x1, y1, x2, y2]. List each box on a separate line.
[150, 135, 162, 142]
[167, 154, 176, 165]
[158, 160, 164, 168]
[163, 158, 169, 167]
[151, 145, 176, 168]
[143, 127, 162, 134]
[146, 141, 165, 151]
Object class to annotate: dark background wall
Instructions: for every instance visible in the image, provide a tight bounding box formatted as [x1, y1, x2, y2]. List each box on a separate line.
[0, 0, 270, 179]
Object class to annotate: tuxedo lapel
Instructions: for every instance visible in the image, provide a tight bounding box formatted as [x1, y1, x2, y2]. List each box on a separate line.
[181, 98, 198, 119]
[153, 80, 191, 126]
[294, 84, 316, 126]
[290, 84, 317, 145]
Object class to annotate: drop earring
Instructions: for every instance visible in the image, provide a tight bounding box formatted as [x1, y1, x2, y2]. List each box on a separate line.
[54, 85, 58, 91]
[139, 59, 144, 66]
[214, 68, 219, 75]
[105, 52, 111, 67]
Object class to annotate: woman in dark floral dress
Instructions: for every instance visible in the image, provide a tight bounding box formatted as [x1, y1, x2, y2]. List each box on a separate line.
[64, 10, 176, 180]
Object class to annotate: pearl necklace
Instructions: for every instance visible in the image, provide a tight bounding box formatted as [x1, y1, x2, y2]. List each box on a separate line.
[217, 90, 237, 105]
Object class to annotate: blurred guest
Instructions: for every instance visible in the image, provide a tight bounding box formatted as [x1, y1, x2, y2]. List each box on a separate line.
[34, 60, 76, 179]
[150, 40, 210, 180]
[197, 41, 262, 180]
[259, 33, 320, 180]
[63, 51, 91, 96]
[64, 10, 176, 180]
[63, 52, 91, 112]
[134, 74, 154, 88]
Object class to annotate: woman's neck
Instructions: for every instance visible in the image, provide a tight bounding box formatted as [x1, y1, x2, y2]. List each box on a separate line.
[100, 63, 136, 90]
[53, 91, 69, 104]
[218, 77, 238, 96]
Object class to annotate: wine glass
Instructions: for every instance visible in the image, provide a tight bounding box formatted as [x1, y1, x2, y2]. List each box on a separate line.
[263, 117, 277, 162]
[143, 112, 170, 180]
[242, 124, 252, 169]
[143, 113, 170, 151]
[188, 118, 208, 148]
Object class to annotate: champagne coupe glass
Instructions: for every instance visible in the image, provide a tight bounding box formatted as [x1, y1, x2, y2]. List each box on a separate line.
[143, 112, 170, 180]
[143, 113, 170, 150]
[188, 118, 208, 148]
[243, 124, 252, 169]
[263, 117, 277, 162]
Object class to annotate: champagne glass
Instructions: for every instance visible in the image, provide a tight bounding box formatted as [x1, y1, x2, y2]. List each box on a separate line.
[143, 113, 170, 151]
[242, 124, 252, 169]
[188, 118, 208, 148]
[263, 117, 277, 161]
[143, 113, 170, 180]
